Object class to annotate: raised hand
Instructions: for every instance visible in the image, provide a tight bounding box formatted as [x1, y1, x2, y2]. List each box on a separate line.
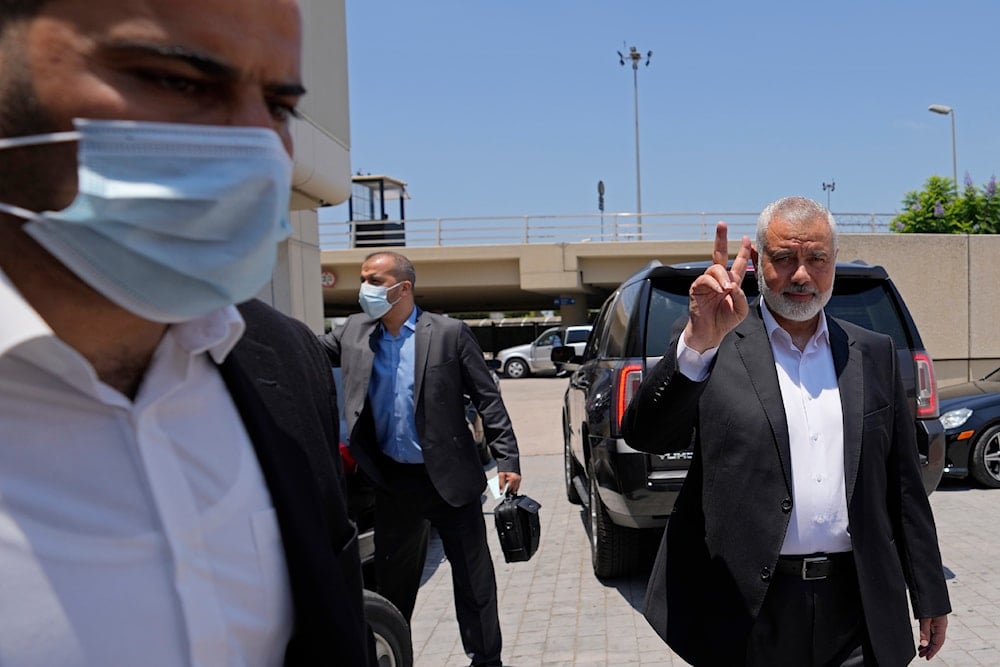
[684, 221, 753, 352]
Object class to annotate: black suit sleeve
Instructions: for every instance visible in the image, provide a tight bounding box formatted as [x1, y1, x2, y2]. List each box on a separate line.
[621, 336, 708, 455]
[318, 325, 343, 367]
[457, 322, 521, 474]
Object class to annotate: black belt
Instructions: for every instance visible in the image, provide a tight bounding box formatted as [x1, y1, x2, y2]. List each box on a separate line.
[775, 552, 853, 580]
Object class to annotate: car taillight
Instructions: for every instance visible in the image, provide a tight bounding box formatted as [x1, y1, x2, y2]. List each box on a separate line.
[914, 352, 939, 419]
[339, 442, 358, 475]
[616, 364, 644, 431]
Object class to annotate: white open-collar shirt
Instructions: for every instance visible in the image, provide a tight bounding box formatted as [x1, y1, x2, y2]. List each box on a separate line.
[677, 300, 851, 556]
[0, 269, 292, 666]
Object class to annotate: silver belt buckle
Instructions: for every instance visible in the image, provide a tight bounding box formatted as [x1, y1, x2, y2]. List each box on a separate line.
[801, 556, 828, 580]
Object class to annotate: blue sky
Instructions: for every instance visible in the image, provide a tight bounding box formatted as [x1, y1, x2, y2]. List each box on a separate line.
[322, 0, 999, 223]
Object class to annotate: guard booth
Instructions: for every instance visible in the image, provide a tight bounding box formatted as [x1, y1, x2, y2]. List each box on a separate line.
[348, 174, 409, 247]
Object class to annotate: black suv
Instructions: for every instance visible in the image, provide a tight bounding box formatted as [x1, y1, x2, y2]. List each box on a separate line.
[553, 260, 945, 578]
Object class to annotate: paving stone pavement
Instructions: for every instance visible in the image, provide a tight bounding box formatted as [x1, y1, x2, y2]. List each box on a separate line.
[407, 378, 1000, 666]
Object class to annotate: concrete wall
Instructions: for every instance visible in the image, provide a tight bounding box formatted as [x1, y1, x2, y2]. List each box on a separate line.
[259, 0, 350, 332]
[838, 234, 1000, 386]
[290, 0, 351, 210]
[257, 210, 325, 334]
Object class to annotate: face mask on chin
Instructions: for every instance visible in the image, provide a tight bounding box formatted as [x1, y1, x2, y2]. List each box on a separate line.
[0, 118, 293, 323]
[358, 281, 403, 319]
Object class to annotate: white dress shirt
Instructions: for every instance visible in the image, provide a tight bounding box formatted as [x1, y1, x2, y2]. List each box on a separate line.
[677, 301, 851, 555]
[0, 269, 293, 666]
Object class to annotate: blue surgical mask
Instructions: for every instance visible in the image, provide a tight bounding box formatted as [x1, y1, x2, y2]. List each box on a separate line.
[359, 281, 403, 319]
[0, 118, 293, 322]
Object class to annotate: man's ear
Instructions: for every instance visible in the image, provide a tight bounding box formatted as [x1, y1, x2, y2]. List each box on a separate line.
[750, 245, 759, 270]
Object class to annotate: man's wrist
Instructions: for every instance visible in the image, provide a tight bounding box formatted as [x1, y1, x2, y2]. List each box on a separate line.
[677, 331, 718, 382]
[682, 326, 722, 353]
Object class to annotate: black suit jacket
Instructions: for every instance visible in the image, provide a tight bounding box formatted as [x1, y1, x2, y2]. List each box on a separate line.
[622, 306, 951, 666]
[320, 308, 519, 507]
[219, 300, 370, 665]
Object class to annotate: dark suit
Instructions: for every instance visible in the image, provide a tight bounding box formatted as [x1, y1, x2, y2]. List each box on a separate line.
[320, 308, 519, 666]
[219, 300, 370, 666]
[622, 305, 951, 666]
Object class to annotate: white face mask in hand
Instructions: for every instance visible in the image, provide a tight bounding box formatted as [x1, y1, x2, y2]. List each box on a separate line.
[0, 118, 293, 322]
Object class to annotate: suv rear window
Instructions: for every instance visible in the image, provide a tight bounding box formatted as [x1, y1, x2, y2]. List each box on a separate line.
[823, 281, 910, 349]
[641, 271, 912, 359]
[566, 329, 590, 344]
[644, 287, 689, 358]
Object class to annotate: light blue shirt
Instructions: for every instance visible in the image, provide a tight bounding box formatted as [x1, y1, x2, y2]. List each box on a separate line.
[369, 307, 423, 463]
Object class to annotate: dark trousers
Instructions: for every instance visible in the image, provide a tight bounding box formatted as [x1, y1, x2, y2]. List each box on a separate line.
[746, 557, 874, 666]
[374, 461, 501, 667]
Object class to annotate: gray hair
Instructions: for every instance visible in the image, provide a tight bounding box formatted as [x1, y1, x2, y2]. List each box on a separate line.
[756, 196, 838, 255]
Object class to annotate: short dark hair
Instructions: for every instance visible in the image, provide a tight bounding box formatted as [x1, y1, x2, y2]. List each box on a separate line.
[0, 0, 46, 13]
[364, 251, 416, 286]
[0, 1, 48, 32]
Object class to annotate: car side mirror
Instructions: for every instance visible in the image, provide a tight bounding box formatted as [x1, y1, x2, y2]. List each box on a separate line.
[485, 358, 501, 371]
[551, 345, 581, 366]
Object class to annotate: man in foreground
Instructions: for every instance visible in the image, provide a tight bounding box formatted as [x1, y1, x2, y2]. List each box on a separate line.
[322, 251, 520, 667]
[622, 196, 950, 665]
[0, 1, 369, 663]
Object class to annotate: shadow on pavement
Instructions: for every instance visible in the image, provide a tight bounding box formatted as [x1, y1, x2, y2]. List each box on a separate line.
[935, 477, 974, 492]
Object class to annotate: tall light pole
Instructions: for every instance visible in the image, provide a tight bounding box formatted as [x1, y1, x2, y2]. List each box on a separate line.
[597, 180, 605, 241]
[928, 104, 957, 193]
[822, 180, 835, 210]
[618, 45, 652, 239]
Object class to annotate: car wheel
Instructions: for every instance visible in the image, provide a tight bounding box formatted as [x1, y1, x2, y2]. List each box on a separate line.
[587, 461, 641, 578]
[504, 358, 530, 379]
[364, 590, 413, 667]
[970, 425, 1000, 489]
[563, 416, 582, 505]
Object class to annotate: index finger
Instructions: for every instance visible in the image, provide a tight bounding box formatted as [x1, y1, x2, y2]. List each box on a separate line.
[712, 221, 729, 266]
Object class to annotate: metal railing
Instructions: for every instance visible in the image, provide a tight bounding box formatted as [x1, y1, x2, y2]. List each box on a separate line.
[319, 211, 896, 251]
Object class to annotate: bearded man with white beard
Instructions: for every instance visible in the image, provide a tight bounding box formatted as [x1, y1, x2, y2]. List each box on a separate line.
[621, 196, 951, 666]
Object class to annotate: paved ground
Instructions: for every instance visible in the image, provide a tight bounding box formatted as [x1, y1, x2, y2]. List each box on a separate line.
[408, 377, 1000, 666]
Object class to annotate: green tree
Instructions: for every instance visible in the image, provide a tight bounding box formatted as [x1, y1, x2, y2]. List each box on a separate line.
[892, 174, 1000, 233]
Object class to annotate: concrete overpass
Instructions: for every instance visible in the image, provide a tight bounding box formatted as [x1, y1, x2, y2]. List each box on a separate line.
[321, 233, 1000, 387]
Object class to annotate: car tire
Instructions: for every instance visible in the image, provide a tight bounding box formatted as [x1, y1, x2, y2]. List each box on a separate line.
[504, 358, 530, 379]
[588, 462, 642, 578]
[969, 425, 1000, 489]
[364, 589, 413, 667]
[563, 416, 582, 505]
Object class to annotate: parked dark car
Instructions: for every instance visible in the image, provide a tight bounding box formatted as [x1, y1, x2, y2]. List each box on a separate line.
[552, 259, 945, 578]
[939, 367, 1000, 488]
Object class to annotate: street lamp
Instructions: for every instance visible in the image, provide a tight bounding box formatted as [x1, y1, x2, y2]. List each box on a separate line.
[618, 45, 652, 239]
[822, 180, 836, 210]
[928, 104, 957, 193]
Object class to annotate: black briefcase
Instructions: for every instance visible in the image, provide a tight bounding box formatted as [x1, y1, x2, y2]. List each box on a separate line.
[493, 492, 542, 563]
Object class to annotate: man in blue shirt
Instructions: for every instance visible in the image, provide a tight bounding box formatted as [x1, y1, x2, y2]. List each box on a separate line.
[321, 251, 521, 667]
